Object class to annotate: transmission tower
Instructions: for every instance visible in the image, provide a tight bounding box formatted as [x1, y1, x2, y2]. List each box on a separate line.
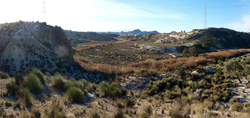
[204, 4, 207, 29]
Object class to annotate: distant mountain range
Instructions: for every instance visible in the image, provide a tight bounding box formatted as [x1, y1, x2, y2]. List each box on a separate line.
[99, 29, 159, 36]
[64, 30, 118, 46]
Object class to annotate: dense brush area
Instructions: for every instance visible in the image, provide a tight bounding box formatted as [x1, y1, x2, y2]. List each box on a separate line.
[1, 49, 250, 117]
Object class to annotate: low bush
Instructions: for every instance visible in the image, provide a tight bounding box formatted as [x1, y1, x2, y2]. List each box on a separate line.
[19, 88, 32, 107]
[203, 99, 214, 110]
[23, 73, 44, 94]
[124, 99, 135, 108]
[30, 68, 46, 84]
[53, 76, 66, 91]
[99, 82, 121, 97]
[137, 104, 152, 118]
[64, 87, 84, 104]
[45, 99, 65, 118]
[140, 69, 150, 77]
[31, 107, 41, 118]
[175, 66, 185, 77]
[231, 102, 243, 111]
[0, 71, 9, 79]
[88, 107, 100, 118]
[65, 80, 87, 91]
[224, 60, 244, 77]
[99, 81, 109, 97]
[113, 108, 125, 118]
[169, 99, 190, 118]
[14, 74, 24, 85]
[218, 60, 223, 66]
[116, 70, 122, 76]
[6, 82, 19, 96]
[229, 97, 239, 104]
[109, 82, 122, 97]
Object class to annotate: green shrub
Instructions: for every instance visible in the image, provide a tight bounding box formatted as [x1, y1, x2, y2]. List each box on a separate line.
[6, 82, 19, 96]
[14, 74, 24, 85]
[218, 60, 223, 66]
[54, 71, 61, 76]
[31, 107, 41, 118]
[224, 60, 244, 77]
[229, 97, 239, 104]
[64, 87, 84, 104]
[231, 102, 243, 111]
[99, 82, 121, 97]
[182, 48, 188, 57]
[124, 99, 135, 108]
[140, 69, 149, 77]
[175, 66, 185, 77]
[0, 71, 9, 79]
[169, 100, 190, 118]
[113, 108, 125, 118]
[20, 88, 32, 107]
[99, 81, 109, 97]
[30, 68, 46, 84]
[203, 99, 214, 110]
[162, 68, 169, 73]
[189, 46, 198, 56]
[116, 70, 122, 76]
[24, 73, 44, 94]
[109, 82, 122, 97]
[65, 80, 87, 91]
[137, 104, 152, 118]
[53, 76, 65, 91]
[45, 99, 65, 118]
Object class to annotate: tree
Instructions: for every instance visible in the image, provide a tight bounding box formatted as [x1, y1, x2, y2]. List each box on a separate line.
[224, 60, 244, 82]
[189, 47, 198, 56]
[182, 48, 188, 57]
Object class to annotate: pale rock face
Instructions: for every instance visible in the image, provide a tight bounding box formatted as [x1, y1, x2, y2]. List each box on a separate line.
[0, 21, 75, 74]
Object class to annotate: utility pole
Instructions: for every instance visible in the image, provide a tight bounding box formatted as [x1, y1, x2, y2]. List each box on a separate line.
[204, 4, 207, 29]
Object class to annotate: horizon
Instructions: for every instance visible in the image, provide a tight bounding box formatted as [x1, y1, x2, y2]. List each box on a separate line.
[0, 0, 250, 32]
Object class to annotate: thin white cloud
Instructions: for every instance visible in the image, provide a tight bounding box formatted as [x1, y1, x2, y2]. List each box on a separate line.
[0, 0, 183, 31]
[229, 15, 250, 31]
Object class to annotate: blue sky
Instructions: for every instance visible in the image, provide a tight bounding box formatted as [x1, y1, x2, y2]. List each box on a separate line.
[0, 0, 250, 32]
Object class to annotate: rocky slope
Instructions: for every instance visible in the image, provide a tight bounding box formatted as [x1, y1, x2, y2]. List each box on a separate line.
[131, 28, 250, 52]
[0, 21, 87, 78]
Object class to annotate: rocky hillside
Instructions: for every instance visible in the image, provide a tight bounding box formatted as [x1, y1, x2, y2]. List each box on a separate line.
[131, 28, 250, 52]
[0, 21, 87, 78]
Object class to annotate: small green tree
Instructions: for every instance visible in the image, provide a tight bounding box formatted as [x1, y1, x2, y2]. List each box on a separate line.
[24, 73, 44, 94]
[64, 87, 85, 104]
[189, 47, 197, 56]
[182, 48, 188, 57]
[30, 68, 45, 85]
[224, 60, 244, 78]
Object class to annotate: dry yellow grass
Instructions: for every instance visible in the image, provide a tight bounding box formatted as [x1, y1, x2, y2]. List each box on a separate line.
[75, 49, 250, 75]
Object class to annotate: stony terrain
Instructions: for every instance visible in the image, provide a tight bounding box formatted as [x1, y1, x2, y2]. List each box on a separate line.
[125, 28, 250, 53]
[0, 21, 89, 78]
[1, 21, 250, 118]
